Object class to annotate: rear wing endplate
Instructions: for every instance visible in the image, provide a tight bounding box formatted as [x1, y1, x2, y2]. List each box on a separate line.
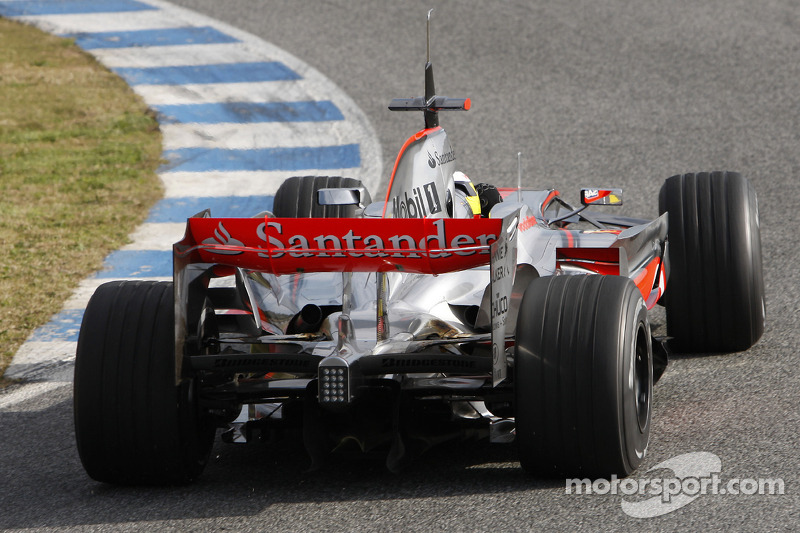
[489, 213, 519, 385]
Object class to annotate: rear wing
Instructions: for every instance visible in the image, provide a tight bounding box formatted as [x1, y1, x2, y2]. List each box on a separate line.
[174, 213, 519, 386]
[174, 216, 502, 275]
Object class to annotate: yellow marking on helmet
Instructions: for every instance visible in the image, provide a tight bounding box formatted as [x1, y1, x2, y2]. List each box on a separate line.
[466, 194, 481, 216]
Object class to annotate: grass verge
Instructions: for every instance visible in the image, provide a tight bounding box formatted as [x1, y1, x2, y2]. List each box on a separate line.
[0, 18, 163, 387]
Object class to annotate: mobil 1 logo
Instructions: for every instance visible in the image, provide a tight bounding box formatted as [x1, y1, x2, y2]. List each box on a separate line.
[391, 182, 442, 218]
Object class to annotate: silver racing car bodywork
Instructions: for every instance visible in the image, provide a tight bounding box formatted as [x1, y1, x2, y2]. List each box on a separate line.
[165, 7, 668, 468]
[73, 10, 763, 485]
[171, 174, 667, 469]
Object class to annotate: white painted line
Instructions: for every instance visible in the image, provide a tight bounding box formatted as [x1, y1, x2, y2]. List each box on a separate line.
[11, 10, 183, 34]
[0, 380, 72, 411]
[160, 121, 364, 150]
[93, 42, 278, 68]
[120, 222, 186, 250]
[8, 341, 76, 367]
[161, 170, 371, 198]
[134, 80, 328, 106]
[4, 341, 77, 383]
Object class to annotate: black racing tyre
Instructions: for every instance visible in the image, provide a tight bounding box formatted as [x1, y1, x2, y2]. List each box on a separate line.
[515, 275, 652, 478]
[273, 176, 371, 218]
[74, 281, 215, 485]
[659, 171, 765, 353]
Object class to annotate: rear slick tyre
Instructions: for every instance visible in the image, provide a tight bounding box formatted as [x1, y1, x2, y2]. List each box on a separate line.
[515, 275, 652, 478]
[658, 171, 765, 353]
[74, 281, 215, 485]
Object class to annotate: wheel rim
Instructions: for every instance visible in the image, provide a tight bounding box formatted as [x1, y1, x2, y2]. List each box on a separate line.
[634, 323, 651, 432]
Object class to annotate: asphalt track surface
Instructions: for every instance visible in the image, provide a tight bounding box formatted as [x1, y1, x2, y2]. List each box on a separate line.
[2, 0, 799, 531]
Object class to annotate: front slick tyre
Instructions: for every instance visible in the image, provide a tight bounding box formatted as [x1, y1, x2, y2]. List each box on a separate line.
[515, 275, 652, 478]
[74, 281, 215, 485]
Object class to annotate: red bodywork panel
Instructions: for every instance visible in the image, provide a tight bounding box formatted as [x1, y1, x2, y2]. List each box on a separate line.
[176, 216, 502, 275]
[557, 247, 622, 276]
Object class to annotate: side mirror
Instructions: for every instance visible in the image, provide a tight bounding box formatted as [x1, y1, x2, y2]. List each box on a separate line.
[363, 201, 386, 218]
[580, 188, 623, 206]
[317, 187, 368, 207]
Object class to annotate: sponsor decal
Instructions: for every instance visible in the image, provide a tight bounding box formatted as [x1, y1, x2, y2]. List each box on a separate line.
[391, 181, 442, 217]
[254, 218, 495, 259]
[213, 357, 311, 368]
[433, 148, 456, 165]
[581, 189, 621, 205]
[423, 181, 442, 213]
[202, 222, 244, 254]
[519, 215, 538, 232]
[426, 148, 456, 167]
[380, 357, 476, 369]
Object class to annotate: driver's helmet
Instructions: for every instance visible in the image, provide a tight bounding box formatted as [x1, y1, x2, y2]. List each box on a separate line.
[452, 171, 481, 218]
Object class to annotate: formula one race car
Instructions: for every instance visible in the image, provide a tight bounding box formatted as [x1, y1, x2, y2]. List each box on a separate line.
[73, 13, 764, 485]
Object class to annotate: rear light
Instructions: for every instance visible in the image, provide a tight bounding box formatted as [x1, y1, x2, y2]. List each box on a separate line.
[319, 365, 349, 403]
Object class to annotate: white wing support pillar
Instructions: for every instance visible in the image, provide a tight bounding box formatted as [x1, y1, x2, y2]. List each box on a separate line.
[490, 212, 519, 386]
